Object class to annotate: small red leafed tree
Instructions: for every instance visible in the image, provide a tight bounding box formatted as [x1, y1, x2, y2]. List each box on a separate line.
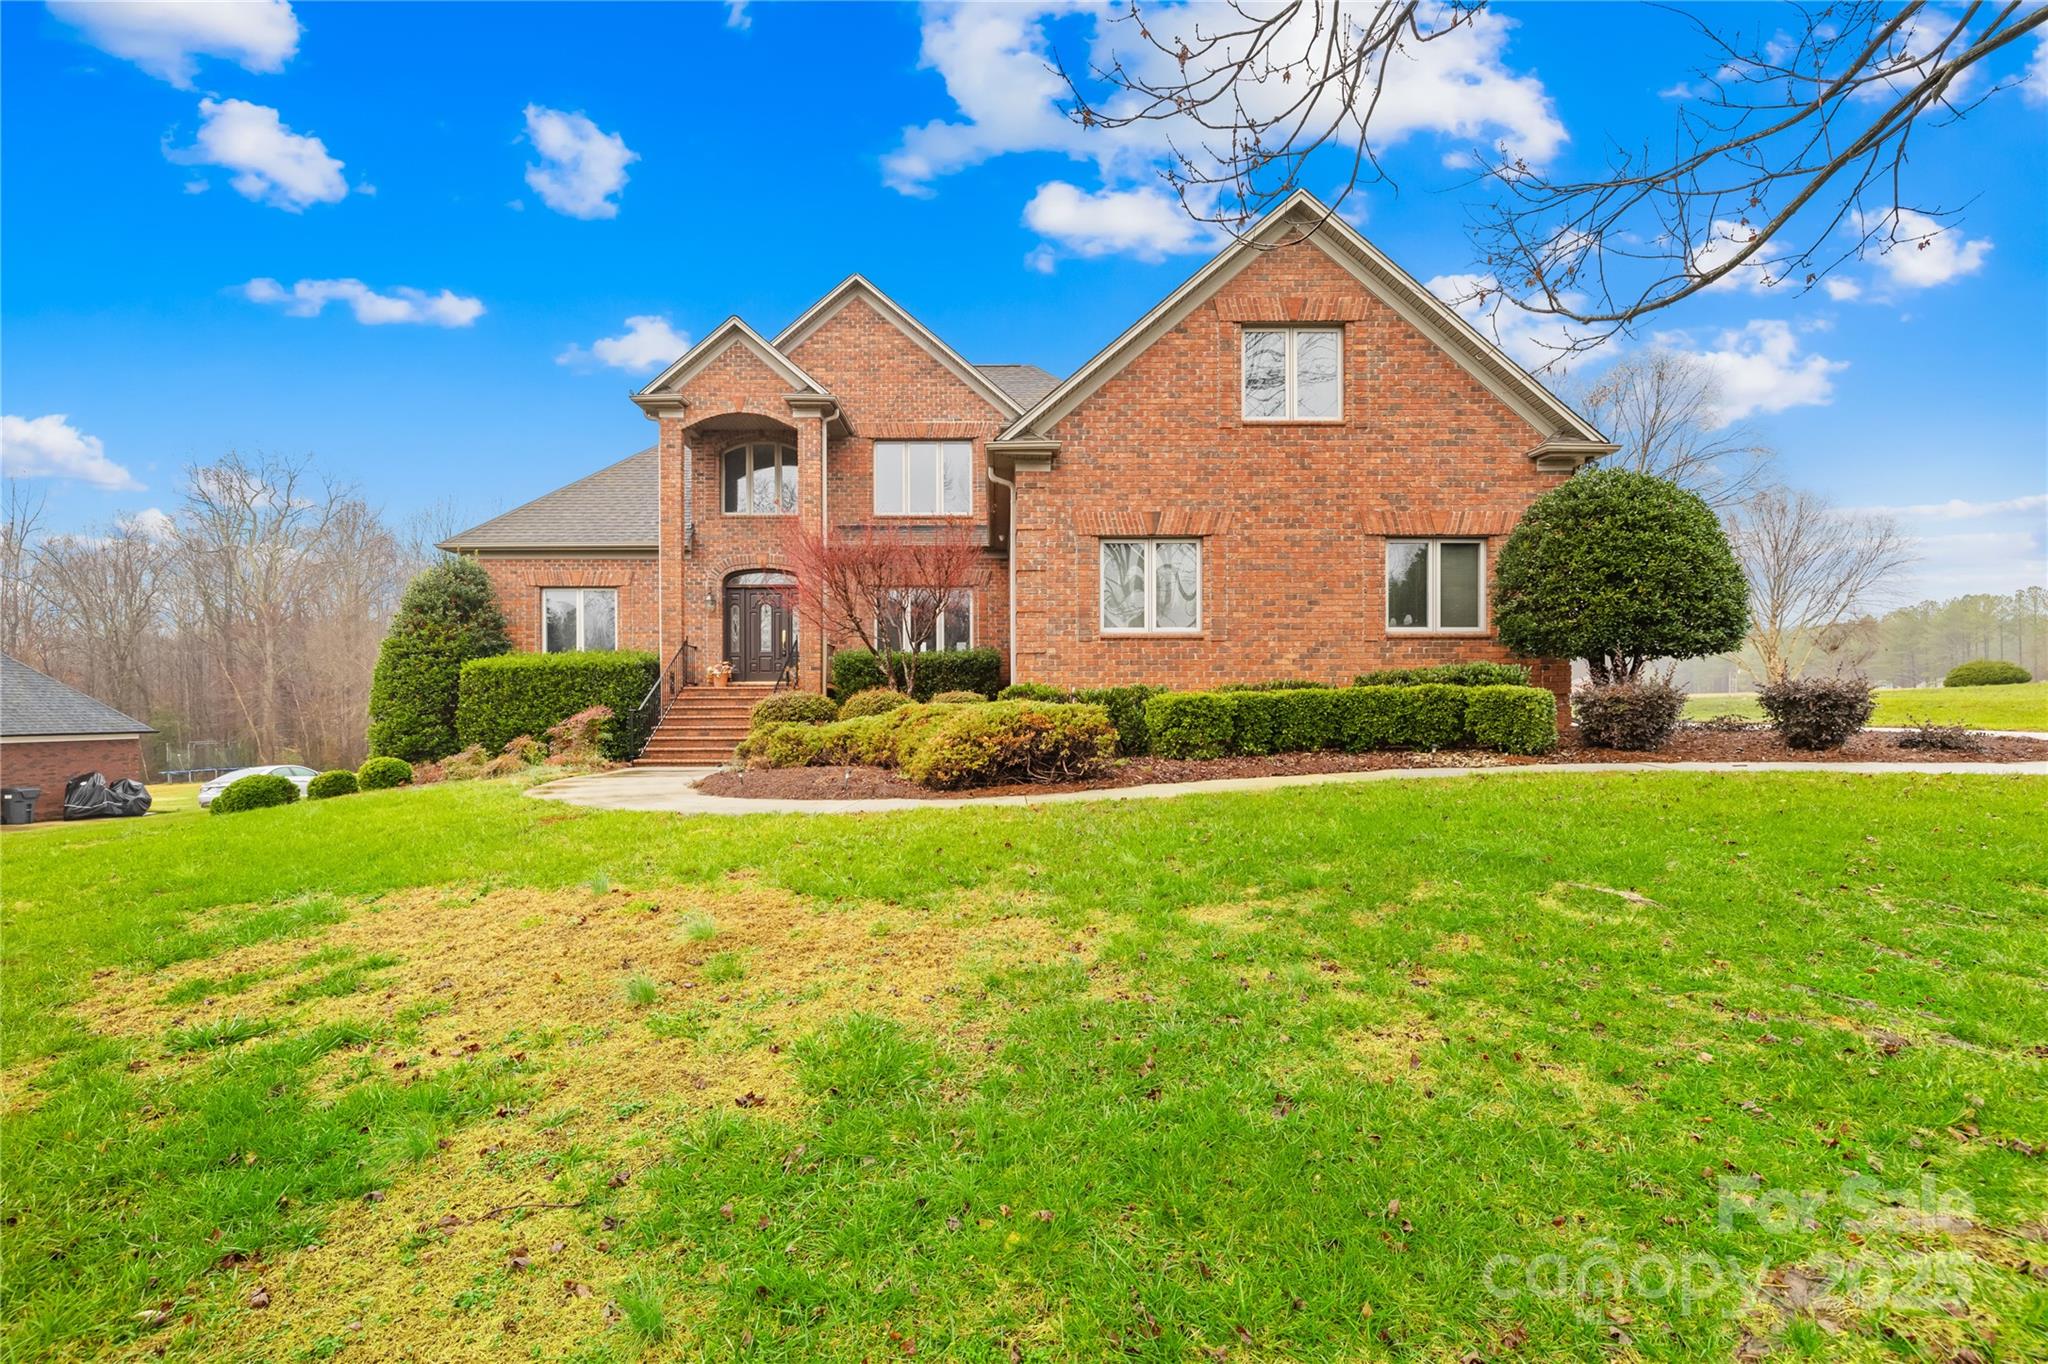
[780, 521, 988, 697]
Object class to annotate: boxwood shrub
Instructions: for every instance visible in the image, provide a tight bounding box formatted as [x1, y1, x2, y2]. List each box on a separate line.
[750, 692, 839, 730]
[1145, 692, 1239, 760]
[828, 647, 1003, 701]
[307, 769, 358, 799]
[737, 704, 968, 772]
[997, 682, 1066, 702]
[840, 687, 912, 719]
[1944, 659, 2030, 687]
[357, 756, 414, 790]
[1464, 685, 1559, 755]
[996, 683, 1160, 755]
[456, 651, 659, 761]
[930, 690, 988, 705]
[1353, 662, 1531, 688]
[210, 773, 299, 815]
[900, 702, 1117, 789]
[1145, 683, 1556, 759]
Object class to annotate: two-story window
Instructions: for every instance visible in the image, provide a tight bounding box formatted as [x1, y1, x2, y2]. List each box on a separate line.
[874, 441, 972, 516]
[1386, 539, 1483, 631]
[722, 442, 797, 514]
[876, 589, 974, 652]
[1101, 539, 1201, 633]
[1242, 328, 1341, 420]
[542, 587, 618, 652]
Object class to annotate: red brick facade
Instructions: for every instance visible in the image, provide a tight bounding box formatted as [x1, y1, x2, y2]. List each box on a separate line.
[0, 736, 145, 822]
[459, 207, 1602, 717]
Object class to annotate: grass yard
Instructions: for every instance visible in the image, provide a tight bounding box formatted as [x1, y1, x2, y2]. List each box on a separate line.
[1686, 681, 2048, 731]
[3, 772, 2045, 1362]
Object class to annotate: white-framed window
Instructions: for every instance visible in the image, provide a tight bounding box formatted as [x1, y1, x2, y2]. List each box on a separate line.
[722, 443, 797, 515]
[542, 587, 619, 652]
[1100, 539, 1201, 634]
[874, 441, 972, 516]
[1242, 327, 1342, 421]
[876, 589, 974, 652]
[1386, 539, 1484, 631]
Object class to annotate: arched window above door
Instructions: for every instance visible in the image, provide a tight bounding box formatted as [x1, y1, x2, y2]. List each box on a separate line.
[722, 444, 796, 515]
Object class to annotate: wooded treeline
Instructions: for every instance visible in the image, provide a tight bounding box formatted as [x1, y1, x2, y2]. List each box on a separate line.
[4, 454, 450, 774]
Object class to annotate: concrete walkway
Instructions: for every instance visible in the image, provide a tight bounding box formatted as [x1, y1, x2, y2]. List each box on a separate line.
[530, 757, 2047, 817]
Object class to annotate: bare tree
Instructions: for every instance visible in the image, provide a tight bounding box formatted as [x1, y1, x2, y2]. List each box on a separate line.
[1, 479, 50, 663]
[32, 520, 171, 720]
[1057, 2, 2046, 349]
[1576, 351, 1774, 508]
[1729, 487, 1916, 684]
[781, 521, 989, 696]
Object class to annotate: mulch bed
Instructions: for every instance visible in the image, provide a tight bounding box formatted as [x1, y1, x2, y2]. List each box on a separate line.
[693, 725, 2048, 802]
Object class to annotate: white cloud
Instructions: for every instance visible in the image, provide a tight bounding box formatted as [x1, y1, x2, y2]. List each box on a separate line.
[0, 414, 141, 490]
[1823, 277, 1862, 301]
[556, 315, 689, 372]
[167, 98, 346, 211]
[242, 278, 485, 327]
[120, 507, 176, 540]
[2026, 35, 2048, 106]
[1425, 272, 1598, 373]
[887, 2, 1566, 243]
[1688, 218, 1794, 294]
[1853, 9, 1983, 107]
[1862, 208, 1992, 289]
[726, 2, 752, 29]
[49, 0, 299, 88]
[1021, 181, 1213, 265]
[1849, 492, 2048, 520]
[522, 105, 637, 219]
[1655, 320, 1847, 426]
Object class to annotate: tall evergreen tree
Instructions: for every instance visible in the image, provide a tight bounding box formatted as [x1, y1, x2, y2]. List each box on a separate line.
[366, 556, 509, 760]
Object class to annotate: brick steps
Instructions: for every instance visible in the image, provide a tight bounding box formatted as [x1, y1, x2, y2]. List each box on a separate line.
[634, 683, 777, 767]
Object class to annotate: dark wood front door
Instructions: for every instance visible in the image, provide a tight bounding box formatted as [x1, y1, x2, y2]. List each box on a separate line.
[724, 585, 793, 682]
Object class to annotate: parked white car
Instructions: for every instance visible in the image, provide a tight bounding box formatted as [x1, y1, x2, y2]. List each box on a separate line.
[196, 765, 320, 808]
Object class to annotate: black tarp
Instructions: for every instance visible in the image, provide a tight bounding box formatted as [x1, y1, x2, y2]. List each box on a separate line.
[63, 771, 152, 820]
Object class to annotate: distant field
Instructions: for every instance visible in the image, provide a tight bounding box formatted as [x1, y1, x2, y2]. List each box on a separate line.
[1686, 680, 2048, 730]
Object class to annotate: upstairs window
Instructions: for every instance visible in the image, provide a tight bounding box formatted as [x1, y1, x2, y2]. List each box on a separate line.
[542, 587, 618, 652]
[722, 443, 797, 514]
[1242, 328, 1342, 420]
[876, 589, 974, 652]
[1101, 539, 1201, 634]
[874, 441, 972, 516]
[1386, 540, 1483, 631]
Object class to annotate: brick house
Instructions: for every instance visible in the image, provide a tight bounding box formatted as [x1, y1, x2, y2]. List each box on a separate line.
[444, 191, 1614, 760]
[1, 654, 154, 821]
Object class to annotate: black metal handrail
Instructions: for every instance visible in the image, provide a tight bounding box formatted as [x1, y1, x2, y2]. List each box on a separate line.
[771, 635, 801, 693]
[633, 641, 697, 743]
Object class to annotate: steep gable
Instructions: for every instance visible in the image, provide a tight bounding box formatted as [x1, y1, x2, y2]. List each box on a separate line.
[776, 277, 1021, 421]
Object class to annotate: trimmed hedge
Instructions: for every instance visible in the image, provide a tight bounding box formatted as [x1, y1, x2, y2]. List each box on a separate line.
[210, 773, 299, 815]
[901, 702, 1117, 788]
[456, 651, 658, 761]
[828, 647, 1002, 701]
[750, 692, 839, 730]
[1353, 661, 1531, 688]
[994, 682, 1161, 756]
[1145, 683, 1557, 759]
[998, 682, 1066, 702]
[737, 703, 974, 772]
[307, 769, 358, 799]
[1944, 659, 2030, 687]
[840, 687, 913, 719]
[357, 756, 414, 790]
[1759, 676, 1875, 750]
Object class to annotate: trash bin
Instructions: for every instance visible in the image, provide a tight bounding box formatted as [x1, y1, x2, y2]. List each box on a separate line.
[1, 786, 40, 825]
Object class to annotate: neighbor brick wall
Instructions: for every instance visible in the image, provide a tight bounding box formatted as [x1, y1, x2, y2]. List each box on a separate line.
[473, 555, 660, 654]
[0, 736, 145, 822]
[1012, 237, 1572, 707]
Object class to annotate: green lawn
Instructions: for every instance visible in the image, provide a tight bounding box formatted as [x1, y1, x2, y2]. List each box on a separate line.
[4, 773, 2045, 1362]
[1687, 681, 2048, 730]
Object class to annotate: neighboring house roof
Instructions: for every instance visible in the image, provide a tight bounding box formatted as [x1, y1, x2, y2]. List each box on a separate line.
[997, 189, 1615, 463]
[1, 654, 154, 738]
[439, 448, 658, 553]
[773, 275, 1028, 419]
[976, 364, 1061, 409]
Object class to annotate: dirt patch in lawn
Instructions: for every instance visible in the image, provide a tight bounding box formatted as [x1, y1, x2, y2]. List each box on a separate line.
[77, 884, 1084, 1364]
[694, 726, 2048, 801]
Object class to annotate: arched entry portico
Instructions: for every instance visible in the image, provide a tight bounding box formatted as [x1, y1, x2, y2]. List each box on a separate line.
[722, 569, 796, 683]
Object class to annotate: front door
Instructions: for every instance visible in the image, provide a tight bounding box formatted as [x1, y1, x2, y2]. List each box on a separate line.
[724, 583, 793, 682]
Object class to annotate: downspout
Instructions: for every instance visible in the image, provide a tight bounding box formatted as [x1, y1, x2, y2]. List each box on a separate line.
[987, 466, 1018, 679]
[818, 410, 831, 692]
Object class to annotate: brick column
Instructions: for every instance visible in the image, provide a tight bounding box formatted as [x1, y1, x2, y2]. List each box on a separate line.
[656, 414, 689, 671]
[794, 412, 829, 692]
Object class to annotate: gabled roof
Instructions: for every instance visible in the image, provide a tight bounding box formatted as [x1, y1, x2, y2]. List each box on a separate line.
[440, 448, 657, 553]
[636, 316, 828, 405]
[999, 190, 1612, 455]
[774, 275, 1026, 418]
[977, 364, 1061, 409]
[1, 654, 154, 738]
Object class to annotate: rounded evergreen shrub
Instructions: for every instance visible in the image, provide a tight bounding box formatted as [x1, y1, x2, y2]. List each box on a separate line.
[930, 690, 987, 705]
[1758, 676, 1875, 750]
[357, 756, 414, 790]
[210, 773, 300, 815]
[901, 702, 1117, 788]
[750, 692, 839, 730]
[367, 557, 511, 762]
[1572, 679, 1686, 751]
[840, 687, 912, 719]
[1465, 686, 1559, 755]
[1944, 659, 2030, 687]
[307, 769, 358, 799]
[736, 722, 830, 768]
[998, 682, 1068, 702]
[1494, 471, 1748, 682]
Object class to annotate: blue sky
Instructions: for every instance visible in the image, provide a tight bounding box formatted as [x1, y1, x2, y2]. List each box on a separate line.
[4, 1, 2044, 598]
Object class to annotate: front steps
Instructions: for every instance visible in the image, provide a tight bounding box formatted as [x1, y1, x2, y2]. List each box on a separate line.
[635, 683, 774, 766]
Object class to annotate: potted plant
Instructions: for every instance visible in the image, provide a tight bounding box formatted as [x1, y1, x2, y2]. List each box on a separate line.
[706, 660, 734, 687]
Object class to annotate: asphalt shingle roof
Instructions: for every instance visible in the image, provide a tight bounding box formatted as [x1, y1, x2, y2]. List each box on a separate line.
[976, 364, 1061, 409]
[1, 654, 154, 738]
[439, 448, 658, 552]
